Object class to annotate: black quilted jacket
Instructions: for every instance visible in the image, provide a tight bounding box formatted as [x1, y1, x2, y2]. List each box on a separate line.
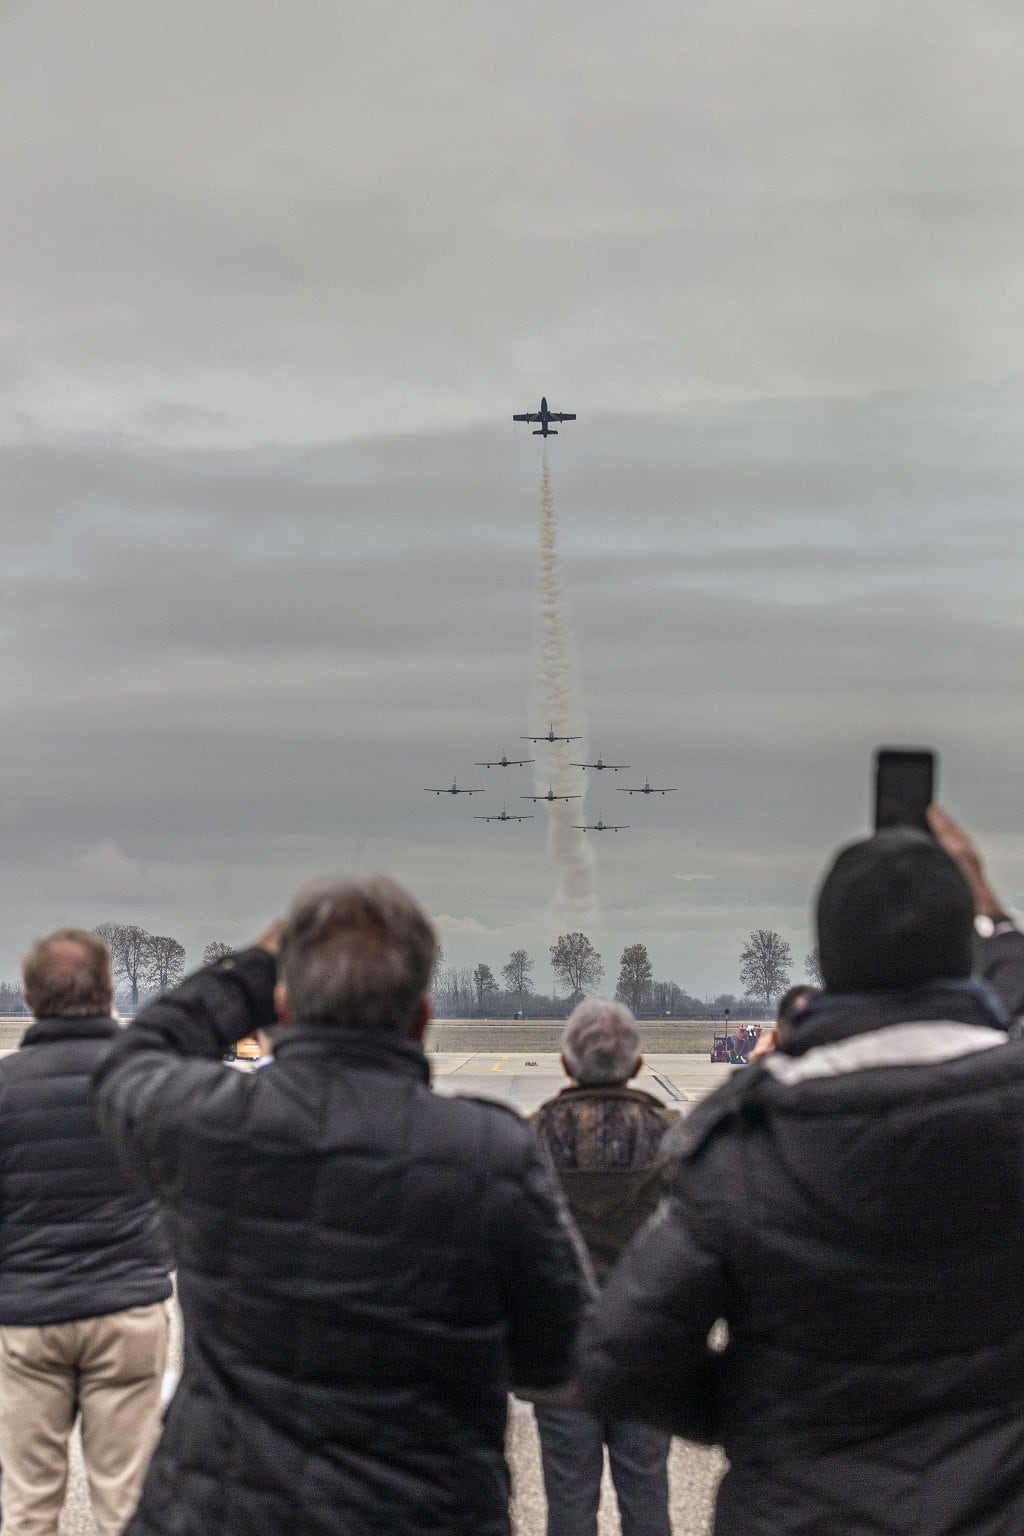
[579, 981, 1024, 1536]
[0, 1015, 172, 1325]
[94, 951, 590, 1536]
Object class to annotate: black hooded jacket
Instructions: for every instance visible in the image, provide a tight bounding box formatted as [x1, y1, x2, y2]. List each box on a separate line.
[0, 1014, 172, 1325]
[578, 980, 1024, 1536]
[93, 951, 590, 1536]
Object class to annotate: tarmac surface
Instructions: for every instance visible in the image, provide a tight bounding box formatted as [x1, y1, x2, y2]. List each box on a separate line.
[52, 1054, 735, 1535]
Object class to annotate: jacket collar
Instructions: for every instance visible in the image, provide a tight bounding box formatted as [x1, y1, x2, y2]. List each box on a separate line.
[553, 1083, 668, 1109]
[669, 979, 1012, 1162]
[272, 1022, 431, 1084]
[21, 1014, 120, 1047]
[784, 977, 1008, 1056]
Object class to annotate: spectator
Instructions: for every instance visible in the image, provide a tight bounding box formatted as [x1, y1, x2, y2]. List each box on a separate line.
[578, 825, 1024, 1536]
[0, 929, 172, 1536]
[94, 875, 590, 1536]
[748, 982, 817, 1061]
[530, 998, 678, 1536]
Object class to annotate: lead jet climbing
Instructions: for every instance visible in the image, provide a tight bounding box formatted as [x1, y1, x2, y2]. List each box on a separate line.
[512, 396, 577, 437]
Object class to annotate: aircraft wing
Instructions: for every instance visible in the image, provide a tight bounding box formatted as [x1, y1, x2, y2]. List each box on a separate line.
[512, 412, 541, 423]
[549, 413, 576, 422]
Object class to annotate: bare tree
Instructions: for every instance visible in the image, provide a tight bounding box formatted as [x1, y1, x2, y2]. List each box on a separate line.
[0, 981, 27, 1015]
[94, 923, 151, 1008]
[804, 948, 823, 986]
[739, 929, 793, 1010]
[501, 949, 534, 998]
[616, 943, 653, 1013]
[473, 963, 499, 1012]
[202, 940, 234, 966]
[430, 943, 446, 994]
[550, 932, 603, 1001]
[434, 966, 475, 1018]
[145, 935, 186, 995]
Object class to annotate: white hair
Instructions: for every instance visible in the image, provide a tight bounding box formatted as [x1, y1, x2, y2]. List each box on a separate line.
[562, 997, 641, 1086]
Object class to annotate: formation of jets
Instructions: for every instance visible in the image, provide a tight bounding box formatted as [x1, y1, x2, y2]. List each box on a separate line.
[437, 377, 670, 835]
[512, 396, 577, 437]
[426, 742, 678, 831]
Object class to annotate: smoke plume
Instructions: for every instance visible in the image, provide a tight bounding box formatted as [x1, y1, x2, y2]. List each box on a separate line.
[531, 455, 599, 931]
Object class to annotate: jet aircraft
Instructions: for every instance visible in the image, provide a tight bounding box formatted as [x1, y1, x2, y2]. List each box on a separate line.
[570, 754, 630, 772]
[512, 396, 577, 437]
[475, 752, 535, 768]
[424, 779, 483, 796]
[521, 724, 582, 744]
[475, 806, 535, 823]
[572, 817, 629, 833]
[522, 786, 581, 803]
[617, 778, 678, 796]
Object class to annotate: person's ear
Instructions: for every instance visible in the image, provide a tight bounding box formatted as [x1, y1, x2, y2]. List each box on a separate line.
[629, 1054, 644, 1081]
[273, 982, 293, 1026]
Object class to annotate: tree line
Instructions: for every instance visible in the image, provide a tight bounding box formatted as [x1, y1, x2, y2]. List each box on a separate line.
[0, 923, 815, 1019]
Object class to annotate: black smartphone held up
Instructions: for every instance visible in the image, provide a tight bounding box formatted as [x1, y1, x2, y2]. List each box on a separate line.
[873, 747, 937, 834]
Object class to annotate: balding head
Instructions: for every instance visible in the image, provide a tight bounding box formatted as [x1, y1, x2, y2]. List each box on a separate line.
[22, 929, 114, 1019]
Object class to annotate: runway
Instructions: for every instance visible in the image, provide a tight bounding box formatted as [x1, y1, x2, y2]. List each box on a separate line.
[429, 1050, 733, 1115]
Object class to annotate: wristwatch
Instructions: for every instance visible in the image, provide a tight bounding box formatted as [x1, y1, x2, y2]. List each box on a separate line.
[974, 913, 1018, 939]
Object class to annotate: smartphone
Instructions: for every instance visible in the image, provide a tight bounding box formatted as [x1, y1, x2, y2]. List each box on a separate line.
[873, 748, 936, 833]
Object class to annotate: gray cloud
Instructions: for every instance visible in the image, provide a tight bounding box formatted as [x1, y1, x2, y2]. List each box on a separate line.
[2, 1, 1024, 995]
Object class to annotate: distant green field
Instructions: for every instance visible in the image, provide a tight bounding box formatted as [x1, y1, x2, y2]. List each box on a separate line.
[0, 1015, 755, 1056]
[425, 1020, 743, 1054]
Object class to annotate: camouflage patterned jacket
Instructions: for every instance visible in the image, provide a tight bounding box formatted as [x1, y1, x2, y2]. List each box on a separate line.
[530, 1083, 679, 1283]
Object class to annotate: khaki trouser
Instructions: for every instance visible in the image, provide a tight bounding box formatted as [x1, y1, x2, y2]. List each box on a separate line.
[0, 1302, 168, 1536]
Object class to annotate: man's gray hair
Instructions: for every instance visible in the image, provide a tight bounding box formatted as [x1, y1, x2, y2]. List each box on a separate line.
[562, 997, 641, 1086]
[278, 874, 437, 1034]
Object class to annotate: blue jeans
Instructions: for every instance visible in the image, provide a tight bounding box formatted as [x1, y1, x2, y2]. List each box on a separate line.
[533, 1403, 672, 1536]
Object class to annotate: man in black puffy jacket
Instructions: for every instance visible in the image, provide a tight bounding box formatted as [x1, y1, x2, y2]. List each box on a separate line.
[0, 928, 173, 1536]
[94, 874, 591, 1536]
[579, 824, 1024, 1536]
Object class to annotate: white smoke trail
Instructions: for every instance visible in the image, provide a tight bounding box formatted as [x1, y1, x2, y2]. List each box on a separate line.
[531, 454, 599, 932]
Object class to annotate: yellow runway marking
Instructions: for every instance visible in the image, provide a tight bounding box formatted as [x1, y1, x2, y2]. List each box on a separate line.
[489, 1055, 510, 1072]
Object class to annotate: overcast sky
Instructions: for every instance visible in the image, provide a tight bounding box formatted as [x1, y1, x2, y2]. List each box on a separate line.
[3, 0, 1024, 998]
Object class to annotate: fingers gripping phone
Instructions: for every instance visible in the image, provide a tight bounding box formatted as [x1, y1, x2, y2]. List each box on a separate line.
[874, 748, 936, 834]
